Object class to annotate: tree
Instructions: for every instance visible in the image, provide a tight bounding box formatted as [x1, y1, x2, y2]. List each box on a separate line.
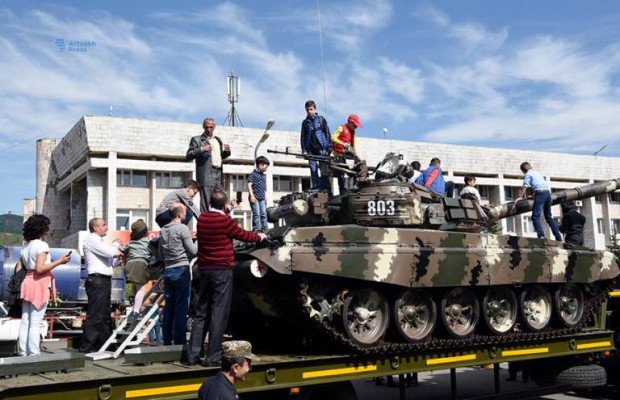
[608, 233, 620, 259]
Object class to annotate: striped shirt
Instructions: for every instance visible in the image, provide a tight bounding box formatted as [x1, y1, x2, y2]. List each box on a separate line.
[197, 209, 262, 270]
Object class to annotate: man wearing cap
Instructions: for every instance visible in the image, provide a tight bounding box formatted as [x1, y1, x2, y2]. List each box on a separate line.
[186, 118, 232, 213]
[155, 180, 201, 228]
[198, 340, 255, 400]
[331, 114, 362, 194]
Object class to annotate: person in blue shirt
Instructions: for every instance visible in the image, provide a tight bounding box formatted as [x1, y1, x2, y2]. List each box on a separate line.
[414, 158, 454, 197]
[518, 162, 562, 241]
[247, 156, 270, 232]
[300, 100, 331, 190]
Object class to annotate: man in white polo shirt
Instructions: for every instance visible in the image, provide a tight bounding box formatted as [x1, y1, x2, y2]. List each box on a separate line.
[80, 218, 122, 353]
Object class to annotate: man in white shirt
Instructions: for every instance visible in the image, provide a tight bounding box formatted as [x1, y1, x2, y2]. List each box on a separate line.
[80, 218, 122, 353]
[407, 161, 422, 184]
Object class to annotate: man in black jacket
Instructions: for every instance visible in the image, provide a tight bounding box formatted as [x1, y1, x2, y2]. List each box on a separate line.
[186, 118, 231, 212]
[560, 201, 586, 246]
[300, 100, 331, 190]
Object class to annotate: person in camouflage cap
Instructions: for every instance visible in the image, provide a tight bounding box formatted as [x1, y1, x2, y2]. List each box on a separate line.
[198, 340, 255, 400]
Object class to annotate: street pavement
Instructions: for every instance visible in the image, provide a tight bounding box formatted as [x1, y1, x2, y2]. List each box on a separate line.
[352, 364, 618, 400]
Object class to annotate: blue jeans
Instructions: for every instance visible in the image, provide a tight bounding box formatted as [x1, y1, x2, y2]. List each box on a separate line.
[162, 266, 190, 345]
[308, 151, 330, 190]
[532, 191, 562, 240]
[250, 199, 268, 231]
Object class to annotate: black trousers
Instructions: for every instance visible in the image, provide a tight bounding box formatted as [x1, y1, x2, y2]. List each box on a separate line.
[186, 269, 233, 364]
[80, 275, 112, 353]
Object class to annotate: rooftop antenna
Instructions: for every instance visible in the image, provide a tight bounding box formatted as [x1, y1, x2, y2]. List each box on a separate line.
[108, 106, 113, 116]
[593, 144, 607, 156]
[223, 72, 243, 126]
[383, 127, 388, 139]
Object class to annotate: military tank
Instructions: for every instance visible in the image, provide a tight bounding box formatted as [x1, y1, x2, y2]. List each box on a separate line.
[233, 150, 620, 354]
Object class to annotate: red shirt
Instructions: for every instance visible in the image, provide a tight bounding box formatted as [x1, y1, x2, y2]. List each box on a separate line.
[197, 210, 262, 270]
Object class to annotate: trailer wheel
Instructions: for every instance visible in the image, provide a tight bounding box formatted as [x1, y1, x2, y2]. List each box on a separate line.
[301, 381, 357, 400]
[554, 364, 606, 388]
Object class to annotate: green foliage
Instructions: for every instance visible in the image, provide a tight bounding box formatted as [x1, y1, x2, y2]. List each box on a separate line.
[0, 232, 22, 246]
[0, 213, 23, 235]
[608, 234, 620, 259]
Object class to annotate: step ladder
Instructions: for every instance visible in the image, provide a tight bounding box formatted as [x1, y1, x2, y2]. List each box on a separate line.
[87, 278, 165, 360]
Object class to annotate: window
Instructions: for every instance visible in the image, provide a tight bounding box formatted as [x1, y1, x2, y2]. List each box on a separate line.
[612, 219, 620, 235]
[610, 192, 620, 203]
[597, 218, 604, 234]
[117, 170, 148, 187]
[504, 187, 514, 201]
[301, 178, 311, 191]
[505, 217, 516, 233]
[117, 209, 149, 230]
[478, 185, 491, 200]
[522, 216, 535, 234]
[274, 176, 293, 192]
[156, 171, 185, 189]
[231, 175, 247, 192]
[595, 195, 604, 204]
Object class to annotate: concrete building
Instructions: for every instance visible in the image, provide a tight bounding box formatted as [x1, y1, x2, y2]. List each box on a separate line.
[34, 115, 620, 250]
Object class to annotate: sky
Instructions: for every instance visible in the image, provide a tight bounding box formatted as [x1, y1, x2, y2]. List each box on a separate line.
[1, 0, 620, 214]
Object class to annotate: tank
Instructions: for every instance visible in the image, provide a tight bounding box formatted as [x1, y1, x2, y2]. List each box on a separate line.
[230, 150, 620, 354]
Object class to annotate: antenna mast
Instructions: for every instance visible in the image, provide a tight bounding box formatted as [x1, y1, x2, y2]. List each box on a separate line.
[223, 72, 243, 126]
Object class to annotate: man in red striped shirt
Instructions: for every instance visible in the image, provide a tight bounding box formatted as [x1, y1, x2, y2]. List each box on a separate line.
[185, 191, 267, 366]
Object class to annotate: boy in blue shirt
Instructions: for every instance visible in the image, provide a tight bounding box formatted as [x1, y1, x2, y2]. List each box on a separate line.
[247, 156, 270, 232]
[518, 162, 562, 241]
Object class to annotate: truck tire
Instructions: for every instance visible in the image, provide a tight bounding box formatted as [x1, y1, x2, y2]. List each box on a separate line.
[554, 364, 606, 388]
[301, 381, 357, 400]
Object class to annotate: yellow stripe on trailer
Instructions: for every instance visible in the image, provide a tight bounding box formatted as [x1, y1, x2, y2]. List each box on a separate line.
[126, 383, 201, 398]
[576, 341, 612, 350]
[502, 347, 549, 357]
[302, 364, 377, 379]
[609, 290, 620, 297]
[426, 354, 476, 366]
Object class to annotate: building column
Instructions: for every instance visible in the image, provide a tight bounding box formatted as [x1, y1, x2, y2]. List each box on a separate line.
[150, 170, 157, 230]
[497, 177, 507, 234]
[601, 192, 612, 247]
[107, 152, 118, 231]
[266, 169, 274, 207]
[582, 195, 598, 249]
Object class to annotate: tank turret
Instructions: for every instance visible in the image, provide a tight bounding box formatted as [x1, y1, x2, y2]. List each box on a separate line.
[230, 150, 620, 355]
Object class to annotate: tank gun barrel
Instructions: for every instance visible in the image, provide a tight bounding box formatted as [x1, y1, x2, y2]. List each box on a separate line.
[267, 199, 309, 222]
[267, 148, 331, 163]
[487, 178, 620, 220]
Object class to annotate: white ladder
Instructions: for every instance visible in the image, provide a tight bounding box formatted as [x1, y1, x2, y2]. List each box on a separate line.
[87, 278, 164, 360]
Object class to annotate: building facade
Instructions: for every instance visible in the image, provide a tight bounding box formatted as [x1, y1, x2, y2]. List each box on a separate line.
[35, 116, 620, 250]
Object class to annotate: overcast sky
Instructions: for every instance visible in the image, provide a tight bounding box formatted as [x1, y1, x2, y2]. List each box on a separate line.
[1, 0, 620, 214]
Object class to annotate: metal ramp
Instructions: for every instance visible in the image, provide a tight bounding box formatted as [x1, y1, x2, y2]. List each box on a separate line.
[87, 278, 164, 360]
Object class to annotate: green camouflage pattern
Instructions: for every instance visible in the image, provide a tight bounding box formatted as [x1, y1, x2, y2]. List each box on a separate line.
[251, 225, 620, 287]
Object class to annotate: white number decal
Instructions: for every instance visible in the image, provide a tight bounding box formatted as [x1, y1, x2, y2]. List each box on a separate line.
[367, 200, 396, 216]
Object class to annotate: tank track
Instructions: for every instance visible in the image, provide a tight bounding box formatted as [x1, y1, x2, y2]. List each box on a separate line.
[300, 281, 614, 356]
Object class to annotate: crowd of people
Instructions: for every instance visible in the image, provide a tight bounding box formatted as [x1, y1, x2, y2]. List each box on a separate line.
[8, 104, 587, 398]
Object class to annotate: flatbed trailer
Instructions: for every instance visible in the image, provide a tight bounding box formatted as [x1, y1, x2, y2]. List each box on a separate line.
[0, 329, 614, 400]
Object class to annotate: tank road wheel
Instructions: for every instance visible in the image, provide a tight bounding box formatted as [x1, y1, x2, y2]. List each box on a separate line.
[393, 289, 436, 342]
[483, 286, 518, 334]
[440, 288, 480, 338]
[342, 289, 389, 346]
[520, 285, 553, 331]
[554, 283, 585, 327]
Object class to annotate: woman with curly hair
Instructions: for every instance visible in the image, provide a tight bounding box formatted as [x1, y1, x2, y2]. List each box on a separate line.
[15, 214, 70, 356]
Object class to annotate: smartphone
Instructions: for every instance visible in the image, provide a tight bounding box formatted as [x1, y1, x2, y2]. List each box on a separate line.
[66, 250, 73, 257]
[236, 191, 243, 204]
